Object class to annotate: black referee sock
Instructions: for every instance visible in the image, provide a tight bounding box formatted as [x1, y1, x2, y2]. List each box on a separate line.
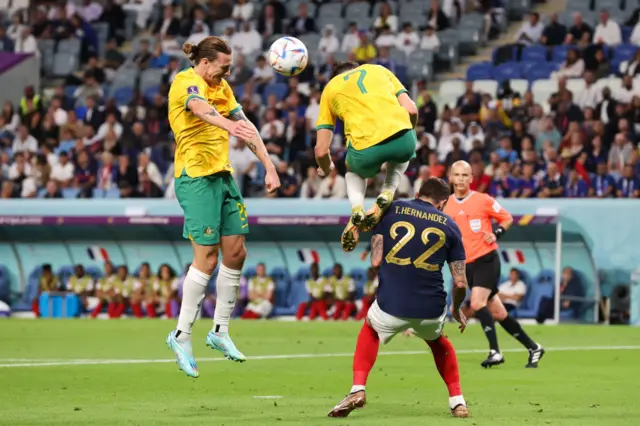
[500, 315, 537, 350]
[474, 307, 500, 352]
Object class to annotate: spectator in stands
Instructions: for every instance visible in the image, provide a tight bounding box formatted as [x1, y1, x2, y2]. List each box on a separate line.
[539, 161, 565, 198]
[617, 164, 640, 198]
[375, 25, 397, 49]
[73, 151, 96, 197]
[257, 3, 283, 42]
[33, 264, 61, 317]
[130, 262, 153, 318]
[137, 152, 162, 189]
[153, 264, 179, 318]
[514, 12, 543, 46]
[354, 32, 377, 63]
[396, 22, 420, 55]
[355, 267, 378, 320]
[373, 2, 398, 36]
[551, 48, 584, 79]
[96, 151, 116, 191]
[153, 5, 180, 40]
[6, 12, 23, 43]
[1, 101, 19, 134]
[241, 263, 275, 319]
[296, 263, 330, 320]
[92, 261, 116, 319]
[0, 25, 14, 52]
[14, 25, 39, 57]
[536, 267, 583, 323]
[116, 154, 138, 195]
[260, 107, 285, 156]
[615, 76, 640, 105]
[564, 168, 588, 198]
[12, 125, 38, 154]
[3, 152, 36, 198]
[593, 9, 622, 46]
[229, 137, 256, 196]
[427, 0, 450, 31]
[496, 136, 518, 163]
[318, 25, 340, 60]
[490, 160, 518, 197]
[341, 22, 361, 53]
[590, 161, 616, 197]
[518, 162, 539, 198]
[328, 263, 355, 321]
[231, 21, 262, 57]
[232, 0, 254, 22]
[73, 73, 104, 105]
[316, 167, 347, 199]
[299, 166, 321, 198]
[251, 55, 275, 95]
[420, 25, 440, 51]
[566, 12, 592, 47]
[497, 268, 527, 313]
[413, 165, 431, 194]
[50, 151, 74, 188]
[467, 161, 489, 193]
[609, 133, 634, 176]
[43, 180, 62, 198]
[66, 264, 95, 313]
[541, 12, 567, 46]
[287, 2, 316, 36]
[374, 46, 397, 73]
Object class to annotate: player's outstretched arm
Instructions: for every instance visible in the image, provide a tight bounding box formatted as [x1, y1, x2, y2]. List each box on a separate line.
[229, 109, 280, 193]
[187, 98, 255, 141]
[314, 128, 335, 177]
[370, 235, 383, 270]
[397, 92, 418, 128]
[448, 260, 468, 332]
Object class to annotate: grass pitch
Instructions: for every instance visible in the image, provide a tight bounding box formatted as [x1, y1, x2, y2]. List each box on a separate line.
[1, 320, 639, 426]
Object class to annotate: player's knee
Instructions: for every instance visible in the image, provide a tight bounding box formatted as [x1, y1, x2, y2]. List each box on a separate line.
[469, 299, 487, 312]
[194, 248, 219, 275]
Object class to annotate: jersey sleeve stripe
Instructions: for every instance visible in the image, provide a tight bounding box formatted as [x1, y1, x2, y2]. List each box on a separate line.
[395, 89, 408, 97]
[228, 105, 242, 117]
[316, 124, 335, 131]
[184, 94, 206, 111]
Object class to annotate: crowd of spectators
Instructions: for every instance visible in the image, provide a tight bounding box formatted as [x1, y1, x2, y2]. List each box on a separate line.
[1, 1, 638, 200]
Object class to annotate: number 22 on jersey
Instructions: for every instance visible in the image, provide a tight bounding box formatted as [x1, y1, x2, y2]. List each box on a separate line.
[385, 221, 446, 271]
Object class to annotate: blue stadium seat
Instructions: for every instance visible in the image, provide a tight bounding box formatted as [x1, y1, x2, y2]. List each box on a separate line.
[85, 266, 103, 281]
[516, 282, 554, 318]
[519, 61, 539, 78]
[322, 266, 333, 277]
[62, 188, 80, 199]
[144, 85, 160, 102]
[57, 265, 75, 286]
[622, 26, 633, 43]
[294, 266, 311, 282]
[492, 62, 521, 82]
[614, 44, 638, 62]
[104, 188, 120, 199]
[273, 280, 309, 316]
[536, 269, 555, 284]
[92, 188, 105, 198]
[12, 278, 40, 312]
[524, 64, 554, 82]
[113, 86, 134, 106]
[262, 83, 288, 103]
[349, 267, 367, 284]
[0, 278, 9, 304]
[64, 85, 78, 99]
[270, 266, 290, 283]
[521, 45, 548, 63]
[552, 45, 571, 63]
[244, 266, 257, 278]
[466, 62, 493, 81]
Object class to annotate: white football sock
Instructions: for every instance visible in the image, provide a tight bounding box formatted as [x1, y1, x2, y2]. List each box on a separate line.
[213, 264, 241, 334]
[350, 385, 365, 394]
[345, 171, 367, 210]
[449, 395, 466, 410]
[176, 266, 210, 341]
[381, 161, 410, 194]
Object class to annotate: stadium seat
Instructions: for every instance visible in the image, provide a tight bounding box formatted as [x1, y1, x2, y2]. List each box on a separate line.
[492, 62, 521, 82]
[566, 78, 586, 94]
[140, 69, 164, 93]
[345, 2, 370, 18]
[262, 83, 288, 103]
[144, 86, 160, 102]
[322, 267, 333, 277]
[57, 38, 81, 55]
[12, 278, 39, 312]
[298, 34, 321, 52]
[57, 265, 75, 284]
[85, 266, 103, 281]
[531, 78, 558, 104]
[614, 44, 638, 62]
[62, 188, 80, 199]
[622, 26, 633, 43]
[524, 64, 554, 82]
[552, 45, 571, 63]
[294, 266, 311, 282]
[466, 62, 493, 81]
[472, 79, 498, 96]
[510, 78, 529, 95]
[270, 266, 290, 283]
[516, 282, 554, 318]
[389, 48, 407, 64]
[52, 52, 79, 77]
[317, 16, 345, 34]
[244, 266, 257, 278]
[521, 45, 548, 63]
[273, 280, 309, 316]
[536, 269, 555, 284]
[112, 87, 134, 106]
[438, 80, 465, 108]
[349, 268, 367, 284]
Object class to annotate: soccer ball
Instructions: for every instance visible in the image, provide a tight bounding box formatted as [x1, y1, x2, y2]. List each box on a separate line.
[268, 36, 308, 77]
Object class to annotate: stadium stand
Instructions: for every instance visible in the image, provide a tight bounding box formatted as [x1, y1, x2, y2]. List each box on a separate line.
[0, 0, 636, 322]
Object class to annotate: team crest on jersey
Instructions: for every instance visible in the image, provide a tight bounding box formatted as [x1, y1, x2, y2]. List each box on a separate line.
[204, 227, 213, 236]
[187, 85, 199, 94]
[469, 219, 481, 232]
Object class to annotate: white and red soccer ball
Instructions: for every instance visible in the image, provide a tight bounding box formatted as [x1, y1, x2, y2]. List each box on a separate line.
[268, 36, 308, 77]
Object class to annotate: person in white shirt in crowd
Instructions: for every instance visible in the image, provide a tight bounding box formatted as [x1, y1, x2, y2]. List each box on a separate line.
[318, 25, 340, 60]
[575, 71, 602, 109]
[91, 113, 123, 144]
[14, 26, 40, 57]
[436, 120, 469, 161]
[2, 152, 36, 199]
[413, 165, 431, 195]
[593, 9, 621, 46]
[220, 22, 235, 45]
[375, 25, 397, 49]
[231, 21, 262, 57]
[420, 25, 440, 51]
[551, 48, 585, 79]
[228, 136, 257, 195]
[305, 88, 321, 133]
[341, 22, 361, 53]
[252, 55, 275, 93]
[12, 125, 38, 153]
[498, 268, 528, 313]
[396, 22, 420, 55]
[315, 167, 347, 199]
[96, 151, 116, 190]
[615, 75, 640, 104]
[6, 13, 24, 42]
[232, 0, 254, 22]
[49, 97, 68, 127]
[514, 12, 544, 46]
[466, 121, 485, 147]
[73, 74, 104, 105]
[69, 0, 104, 23]
[373, 2, 398, 33]
[630, 20, 640, 46]
[300, 166, 322, 198]
[122, 0, 156, 29]
[50, 151, 75, 188]
[137, 152, 163, 189]
[259, 108, 285, 153]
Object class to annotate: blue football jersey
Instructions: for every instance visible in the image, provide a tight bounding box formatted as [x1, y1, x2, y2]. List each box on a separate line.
[373, 198, 466, 319]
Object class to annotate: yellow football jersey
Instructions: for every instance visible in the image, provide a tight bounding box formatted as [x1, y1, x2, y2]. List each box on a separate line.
[168, 68, 242, 178]
[316, 64, 412, 151]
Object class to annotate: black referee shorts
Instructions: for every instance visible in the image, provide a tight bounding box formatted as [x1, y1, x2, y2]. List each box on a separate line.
[465, 250, 501, 299]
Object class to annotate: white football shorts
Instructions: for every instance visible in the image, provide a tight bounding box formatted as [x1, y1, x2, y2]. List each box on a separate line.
[366, 300, 446, 344]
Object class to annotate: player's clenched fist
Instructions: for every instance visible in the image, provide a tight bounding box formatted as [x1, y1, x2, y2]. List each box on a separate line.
[228, 120, 255, 141]
[265, 168, 281, 194]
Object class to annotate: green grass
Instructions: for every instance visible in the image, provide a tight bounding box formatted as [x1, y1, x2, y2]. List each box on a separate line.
[1, 320, 639, 426]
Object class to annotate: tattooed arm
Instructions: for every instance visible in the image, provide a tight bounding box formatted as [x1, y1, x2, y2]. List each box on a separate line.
[370, 235, 383, 270]
[448, 260, 468, 313]
[187, 98, 255, 140]
[229, 108, 275, 171]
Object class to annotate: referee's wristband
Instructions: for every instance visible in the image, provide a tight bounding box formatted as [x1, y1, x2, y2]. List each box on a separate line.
[494, 226, 506, 240]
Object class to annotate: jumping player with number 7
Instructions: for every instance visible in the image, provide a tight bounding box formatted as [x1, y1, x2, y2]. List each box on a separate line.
[315, 61, 419, 252]
[328, 178, 470, 419]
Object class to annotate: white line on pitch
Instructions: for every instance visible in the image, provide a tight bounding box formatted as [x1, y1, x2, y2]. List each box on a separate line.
[253, 396, 283, 399]
[1, 345, 639, 369]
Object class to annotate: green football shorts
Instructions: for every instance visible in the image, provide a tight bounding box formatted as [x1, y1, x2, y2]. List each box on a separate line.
[175, 171, 249, 246]
[346, 129, 417, 178]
